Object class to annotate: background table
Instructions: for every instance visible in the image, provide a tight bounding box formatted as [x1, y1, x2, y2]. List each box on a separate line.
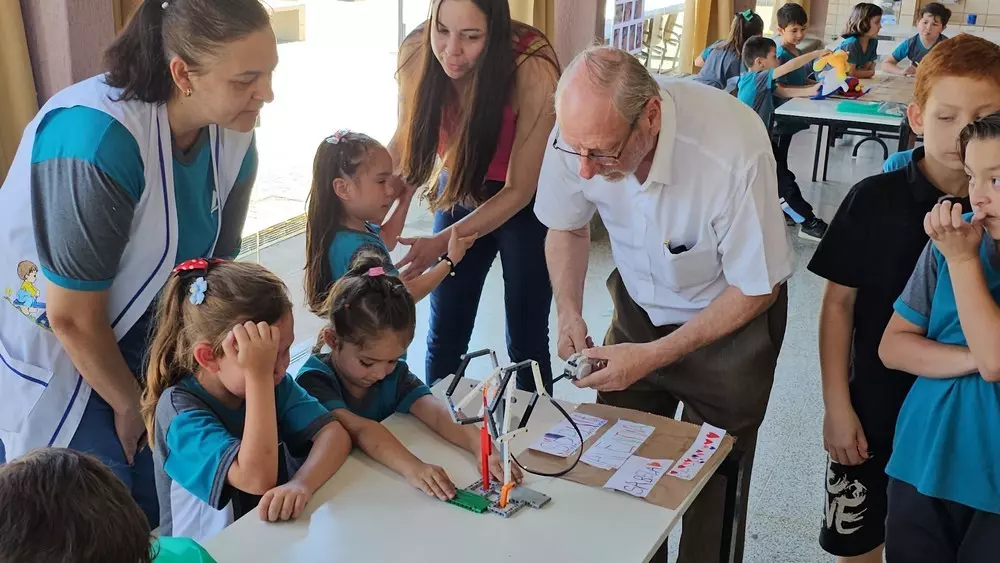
[204, 377, 726, 563]
[773, 75, 914, 181]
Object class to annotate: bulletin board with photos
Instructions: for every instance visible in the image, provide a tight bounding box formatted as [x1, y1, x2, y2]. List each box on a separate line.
[612, 0, 645, 55]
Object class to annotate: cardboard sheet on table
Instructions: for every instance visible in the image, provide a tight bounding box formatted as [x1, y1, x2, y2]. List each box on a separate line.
[517, 402, 734, 510]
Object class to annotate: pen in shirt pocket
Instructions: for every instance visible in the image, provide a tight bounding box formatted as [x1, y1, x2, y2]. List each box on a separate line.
[664, 240, 689, 255]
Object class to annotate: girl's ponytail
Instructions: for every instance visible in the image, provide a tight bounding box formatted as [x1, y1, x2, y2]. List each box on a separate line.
[141, 274, 191, 441]
[105, 0, 172, 103]
[723, 10, 764, 54]
[316, 252, 416, 353]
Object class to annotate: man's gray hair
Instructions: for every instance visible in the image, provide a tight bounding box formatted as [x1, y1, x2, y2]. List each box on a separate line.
[556, 46, 661, 123]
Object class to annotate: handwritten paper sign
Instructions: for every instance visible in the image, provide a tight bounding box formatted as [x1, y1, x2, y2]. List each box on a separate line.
[529, 412, 609, 457]
[667, 423, 726, 480]
[581, 420, 655, 470]
[604, 456, 674, 498]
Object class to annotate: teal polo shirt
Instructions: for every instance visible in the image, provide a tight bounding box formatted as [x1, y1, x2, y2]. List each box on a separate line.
[889, 227, 1000, 514]
[296, 354, 430, 422]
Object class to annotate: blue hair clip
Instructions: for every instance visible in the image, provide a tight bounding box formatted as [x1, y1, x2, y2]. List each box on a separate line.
[189, 277, 208, 305]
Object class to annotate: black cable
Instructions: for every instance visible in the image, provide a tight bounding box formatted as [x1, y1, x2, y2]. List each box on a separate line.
[510, 396, 585, 478]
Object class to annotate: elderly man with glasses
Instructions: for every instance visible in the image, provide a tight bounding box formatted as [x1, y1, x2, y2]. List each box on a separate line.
[535, 46, 792, 563]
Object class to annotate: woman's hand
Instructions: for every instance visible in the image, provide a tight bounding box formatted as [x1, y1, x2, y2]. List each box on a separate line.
[258, 481, 311, 522]
[395, 232, 450, 281]
[446, 227, 478, 266]
[487, 451, 522, 485]
[114, 406, 147, 465]
[225, 321, 280, 381]
[403, 460, 456, 500]
[924, 201, 983, 265]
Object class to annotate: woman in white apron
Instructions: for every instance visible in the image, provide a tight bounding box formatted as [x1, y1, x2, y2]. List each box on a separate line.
[0, 0, 276, 526]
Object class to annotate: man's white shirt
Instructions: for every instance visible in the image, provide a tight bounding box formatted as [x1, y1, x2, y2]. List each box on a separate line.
[535, 80, 793, 326]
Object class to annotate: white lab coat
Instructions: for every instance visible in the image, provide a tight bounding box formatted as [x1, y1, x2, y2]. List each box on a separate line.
[0, 75, 253, 460]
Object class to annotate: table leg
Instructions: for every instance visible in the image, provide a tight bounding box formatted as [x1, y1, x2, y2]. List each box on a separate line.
[718, 456, 746, 563]
[823, 126, 835, 182]
[811, 124, 824, 182]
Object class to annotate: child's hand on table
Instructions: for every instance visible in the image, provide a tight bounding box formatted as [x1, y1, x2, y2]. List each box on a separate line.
[487, 451, 523, 484]
[925, 201, 984, 265]
[404, 461, 456, 500]
[258, 481, 312, 522]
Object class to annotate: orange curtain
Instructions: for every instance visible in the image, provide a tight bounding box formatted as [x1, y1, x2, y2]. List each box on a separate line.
[509, 0, 557, 41]
[115, 0, 143, 31]
[0, 1, 38, 184]
[678, 0, 734, 73]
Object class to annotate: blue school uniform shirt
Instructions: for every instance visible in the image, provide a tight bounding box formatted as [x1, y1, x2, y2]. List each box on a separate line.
[892, 34, 946, 65]
[296, 354, 431, 422]
[328, 223, 398, 281]
[738, 69, 777, 128]
[31, 106, 257, 378]
[152, 374, 334, 538]
[883, 149, 914, 173]
[889, 229, 1000, 515]
[776, 44, 810, 86]
[693, 41, 743, 92]
[838, 36, 879, 68]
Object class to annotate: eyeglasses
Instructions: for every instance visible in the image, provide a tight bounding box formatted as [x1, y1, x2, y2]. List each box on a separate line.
[552, 113, 640, 165]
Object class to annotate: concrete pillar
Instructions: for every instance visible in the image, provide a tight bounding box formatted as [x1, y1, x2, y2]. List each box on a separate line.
[553, 0, 606, 66]
[19, 0, 115, 104]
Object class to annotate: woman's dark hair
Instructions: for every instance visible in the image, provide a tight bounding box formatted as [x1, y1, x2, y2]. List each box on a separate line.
[721, 11, 764, 54]
[397, 0, 559, 210]
[316, 253, 417, 353]
[842, 3, 883, 39]
[304, 131, 385, 315]
[960, 112, 1000, 162]
[0, 449, 153, 563]
[104, 0, 270, 103]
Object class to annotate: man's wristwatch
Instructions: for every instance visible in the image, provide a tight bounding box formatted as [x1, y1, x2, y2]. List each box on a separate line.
[438, 254, 456, 276]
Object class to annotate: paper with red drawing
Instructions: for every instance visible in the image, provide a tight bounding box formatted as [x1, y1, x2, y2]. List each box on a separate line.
[603, 456, 675, 498]
[667, 423, 727, 481]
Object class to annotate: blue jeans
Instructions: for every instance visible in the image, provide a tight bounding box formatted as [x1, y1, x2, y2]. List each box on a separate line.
[426, 184, 553, 393]
[68, 390, 159, 528]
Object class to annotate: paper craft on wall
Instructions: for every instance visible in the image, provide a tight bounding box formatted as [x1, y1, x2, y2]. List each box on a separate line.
[668, 423, 726, 480]
[612, 0, 644, 55]
[581, 419, 655, 470]
[604, 456, 674, 498]
[529, 412, 609, 457]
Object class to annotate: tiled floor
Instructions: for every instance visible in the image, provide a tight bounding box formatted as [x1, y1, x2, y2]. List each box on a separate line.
[251, 123, 890, 562]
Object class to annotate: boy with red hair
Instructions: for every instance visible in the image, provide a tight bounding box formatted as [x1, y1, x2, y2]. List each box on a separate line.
[808, 35, 1000, 563]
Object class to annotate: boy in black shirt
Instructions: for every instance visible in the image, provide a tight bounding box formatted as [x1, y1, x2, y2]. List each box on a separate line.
[807, 35, 1000, 563]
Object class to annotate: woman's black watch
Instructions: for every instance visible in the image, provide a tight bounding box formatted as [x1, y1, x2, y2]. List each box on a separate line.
[438, 254, 456, 276]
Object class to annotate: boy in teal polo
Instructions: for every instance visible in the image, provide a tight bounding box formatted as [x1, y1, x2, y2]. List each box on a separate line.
[882, 3, 950, 76]
[878, 114, 1000, 560]
[738, 37, 829, 239]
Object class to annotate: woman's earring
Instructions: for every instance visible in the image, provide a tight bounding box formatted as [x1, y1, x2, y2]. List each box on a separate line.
[184, 89, 193, 97]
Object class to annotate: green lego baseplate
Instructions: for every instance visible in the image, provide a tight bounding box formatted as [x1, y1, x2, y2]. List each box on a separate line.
[446, 488, 492, 514]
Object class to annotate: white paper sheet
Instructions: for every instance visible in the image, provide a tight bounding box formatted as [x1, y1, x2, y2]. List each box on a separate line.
[667, 423, 726, 481]
[528, 412, 608, 457]
[580, 420, 656, 470]
[603, 456, 674, 498]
